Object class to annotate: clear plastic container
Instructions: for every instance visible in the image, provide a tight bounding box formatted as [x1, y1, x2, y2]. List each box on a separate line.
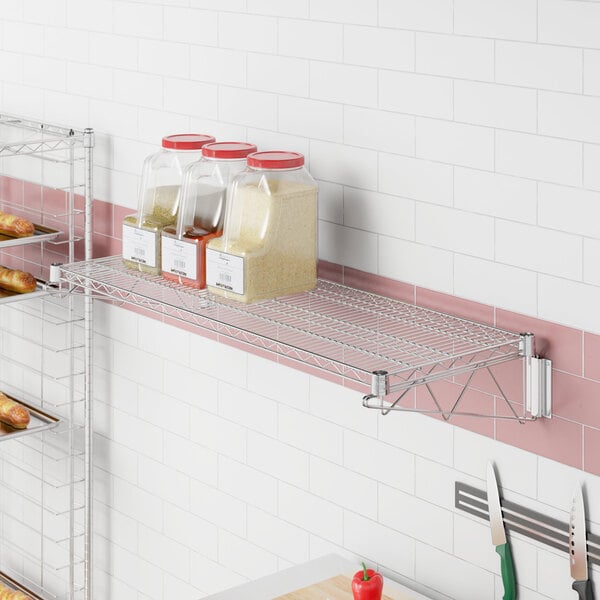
[122, 134, 215, 275]
[162, 141, 257, 289]
[206, 151, 318, 303]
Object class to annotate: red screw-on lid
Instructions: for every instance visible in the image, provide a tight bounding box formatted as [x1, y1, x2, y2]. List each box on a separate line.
[202, 141, 258, 159]
[162, 134, 216, 150]
[247, 151, 305, 169]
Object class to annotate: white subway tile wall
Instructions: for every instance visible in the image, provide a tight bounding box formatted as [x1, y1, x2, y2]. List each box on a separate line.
[2, 2, 600, 599]
[4, 0, 600, 333]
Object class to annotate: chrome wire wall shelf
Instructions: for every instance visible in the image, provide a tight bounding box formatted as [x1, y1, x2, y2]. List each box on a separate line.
[61, 255, 552, 422]
[0, 114, 84, 157]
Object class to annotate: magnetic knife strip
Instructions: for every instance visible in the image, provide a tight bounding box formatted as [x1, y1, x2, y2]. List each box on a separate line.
[455, 481, 600, 567]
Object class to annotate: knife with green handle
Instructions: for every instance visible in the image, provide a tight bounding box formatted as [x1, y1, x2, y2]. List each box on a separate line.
[487, 462, 517, 600]
[570, 482, 595, 600]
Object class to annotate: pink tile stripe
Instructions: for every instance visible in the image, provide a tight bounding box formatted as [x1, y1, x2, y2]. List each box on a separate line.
[10, 183, 600, 477]
[344, 267, 415, 303]
[552, 371, 600, 429]
[496, 410, 583, 469]
[93, 200, 113, 237]
[317, 260, 343, 283]
[584, 333, 600, 382]
[584, 427, 600, 476]
[415, 379, 495, 438]
[453, 359, 524, 404]
[496, 309, 583, 376]
[416, 287, 495, 326]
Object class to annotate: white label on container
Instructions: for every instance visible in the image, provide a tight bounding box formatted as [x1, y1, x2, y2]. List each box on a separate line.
[162, 237, 198, 280]
[206, 248, 244, 295]
[122, 224, 157, 268]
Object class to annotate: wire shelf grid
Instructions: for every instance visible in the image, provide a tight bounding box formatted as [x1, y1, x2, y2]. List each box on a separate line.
[0, 115, 84, 157]
[61, 256, 522, 390]
[0, 114, 93, 600]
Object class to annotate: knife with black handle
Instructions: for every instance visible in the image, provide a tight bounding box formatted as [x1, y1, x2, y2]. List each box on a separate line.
[573, 581, 594, 600]
[570, 482, 595, 600]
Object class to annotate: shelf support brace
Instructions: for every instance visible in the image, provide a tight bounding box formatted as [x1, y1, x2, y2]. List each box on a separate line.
[363, 333, 552, 421]
[520, 332, 552, 419]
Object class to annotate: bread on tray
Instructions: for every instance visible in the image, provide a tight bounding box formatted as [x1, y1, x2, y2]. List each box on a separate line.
[0, 392, 30, 429]
[0, 267, 37, 294]
[0, 581, 33, 599]
[0, 212, 34, 238]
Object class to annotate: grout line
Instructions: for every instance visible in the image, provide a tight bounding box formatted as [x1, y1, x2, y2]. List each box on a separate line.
[492, 38, 496, 83]
[413, 29, 417, 72]
[582, 424, 586, 471]
[582, 48, 586, 93]
[582, 329, 586, 378]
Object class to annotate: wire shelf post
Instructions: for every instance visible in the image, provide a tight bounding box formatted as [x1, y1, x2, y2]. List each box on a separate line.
[82, 128, 94, 600]
[0, 114, 93, 600]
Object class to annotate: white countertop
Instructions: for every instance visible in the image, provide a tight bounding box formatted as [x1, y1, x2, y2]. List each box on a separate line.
[201, 554, 433, 600]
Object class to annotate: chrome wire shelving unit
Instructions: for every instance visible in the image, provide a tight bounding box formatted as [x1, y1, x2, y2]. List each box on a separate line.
[0, 114, 93, 600]
[61, 255, 552, 424]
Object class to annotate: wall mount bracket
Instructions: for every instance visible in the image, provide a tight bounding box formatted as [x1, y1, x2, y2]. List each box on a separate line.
[362, 332, 552, 422]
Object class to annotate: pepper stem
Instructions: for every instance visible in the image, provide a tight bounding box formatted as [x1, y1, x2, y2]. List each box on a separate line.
[361, 562, 369, 581]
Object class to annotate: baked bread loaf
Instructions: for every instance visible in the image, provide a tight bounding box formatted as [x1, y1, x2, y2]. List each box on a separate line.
[0, 393, 30, 429]
[0, 581, 33, 599]
[0, 267, 37, 294]
[0, 212, 34, 238]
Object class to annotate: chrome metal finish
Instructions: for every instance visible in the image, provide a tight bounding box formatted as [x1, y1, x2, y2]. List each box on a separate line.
[486, 463, 507, 546]
[61, 256, 522, 387]
[0, 282, 48, 304]
[50, 263, 62, 284]
[456, 481, 600, 568]
[61, 255, 553, 422]
[0, 570, 44, 600]
[517, 332, 553, 419]
[519, 332, 535, 357]
[0, 115, 93, 600]
[82, 127, 94, 600]
[0, 395, 60, 441]
[570, 482, 589, 582]
[0, 113, 84, 157]
[525, 356, 552, 418]
[363, 361, 535, 422]
[371, 370, 389, 397]
[0, 223, 61, 248]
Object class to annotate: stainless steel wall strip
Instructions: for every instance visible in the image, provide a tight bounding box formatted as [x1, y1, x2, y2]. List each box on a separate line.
[455, 481, 600, 567]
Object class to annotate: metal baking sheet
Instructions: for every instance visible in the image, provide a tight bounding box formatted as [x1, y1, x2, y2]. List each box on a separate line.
[0, 281, 47, 304]
[0, 223, 61, 248]
[0, 570, 44, 599]
[0, 394, 60, 442]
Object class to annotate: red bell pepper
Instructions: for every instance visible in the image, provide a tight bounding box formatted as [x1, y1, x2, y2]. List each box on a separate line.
[351, 562, 383, 600]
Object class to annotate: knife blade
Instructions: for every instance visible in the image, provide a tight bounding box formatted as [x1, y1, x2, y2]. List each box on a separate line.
[487, 462, 516, 600]
[570, 482, 595, 599]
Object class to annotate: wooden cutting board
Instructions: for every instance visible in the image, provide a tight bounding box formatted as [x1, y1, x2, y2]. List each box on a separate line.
[274, 575, 394, 600]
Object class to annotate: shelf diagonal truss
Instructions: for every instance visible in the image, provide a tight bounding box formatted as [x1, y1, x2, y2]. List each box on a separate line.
[364, 365, 530, 422]
[60, 255, 551, 421]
